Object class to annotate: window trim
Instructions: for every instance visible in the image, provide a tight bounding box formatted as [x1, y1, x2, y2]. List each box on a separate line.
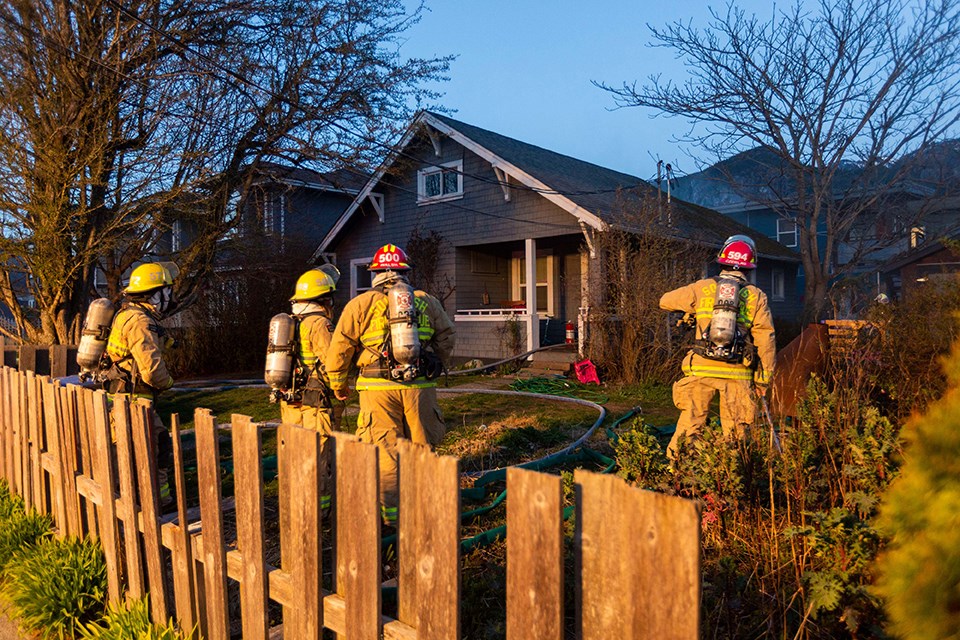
[777, 218, 798, 248]
[771, 268, 785, 301]
[350, 257, 374, 298]
[511, 254, 556, 317]
[417, 160, 464, 204]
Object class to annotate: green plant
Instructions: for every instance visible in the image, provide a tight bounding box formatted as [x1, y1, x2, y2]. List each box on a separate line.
[0, 510, 52, 572]
[80, 597, 196, 639]
[613, 416, 671, 489]
[494, 317, 523, 372]
[0, 479, 25, 520]
[873, 341, 960, 640]
[2, 536, 107, 639]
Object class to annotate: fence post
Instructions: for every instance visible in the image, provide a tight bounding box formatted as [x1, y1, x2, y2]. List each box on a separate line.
[574, 470, 701, 639]
[131, 400, 169, 622]
[335, 435, 381, 638]
[195, 408, 229, 640]
[89, 389, 122, 602]
[168, 414, 198, 633]
[506, 468, 563, 640]
[397, 439, 460, 639]
[233, 414, 269, 640]
[280, 423, 322, 637]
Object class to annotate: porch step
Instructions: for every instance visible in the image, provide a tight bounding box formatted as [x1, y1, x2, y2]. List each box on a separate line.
[521, 345, 579, 376]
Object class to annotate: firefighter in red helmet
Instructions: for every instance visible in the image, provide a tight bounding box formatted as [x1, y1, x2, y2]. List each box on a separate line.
[659, 234, 776, 458]
[325, 244, 455, 526]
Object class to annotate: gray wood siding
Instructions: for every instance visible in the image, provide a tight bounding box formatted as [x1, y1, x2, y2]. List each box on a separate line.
[454, 319, 528, 360]
[327, 134, 586, 314]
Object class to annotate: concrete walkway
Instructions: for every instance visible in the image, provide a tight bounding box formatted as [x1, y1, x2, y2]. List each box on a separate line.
[0, 601, 26, 640]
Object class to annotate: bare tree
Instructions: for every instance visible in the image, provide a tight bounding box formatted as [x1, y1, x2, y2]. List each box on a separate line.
[597, 0, 960, 320]
[0, 0, 450, 343]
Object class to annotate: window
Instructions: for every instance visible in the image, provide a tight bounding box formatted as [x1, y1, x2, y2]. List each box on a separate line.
[777, 218, 798, 247]
[511, 255, 556, 316]
[418, 160, 463, 203]
[351, 257, 374, 298]
[771, 268, 785, 301]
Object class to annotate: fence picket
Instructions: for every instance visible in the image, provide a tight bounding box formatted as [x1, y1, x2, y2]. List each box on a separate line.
[575, 470, 701, 639]
[0, 368, 8, 484]
[233, 414, 269, 640]
[57, 385, 81, 536]
[26, 372, 44, 512]
[131, 400, 169, 622]
[113, 394, 146, 600]
[169, 414, 198, 632]
[40, 378, 66, 529]
[195, 408, 229, 640]
[89, 389, 122, 602]
[506, 468, 563, 640]
[280, 423, 322, 637]
[336, 435, 380, 639]
[397, 439, 460, 639]
[75, 387, 98, 537]
[11, 368, 22, 496]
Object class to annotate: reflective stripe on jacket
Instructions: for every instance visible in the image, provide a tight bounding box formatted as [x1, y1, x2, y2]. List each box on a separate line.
[659, 271, 776, 385]
[326, 287, 455, 392]
[105, 303, 173, 392]
[296, 313, 334, 377]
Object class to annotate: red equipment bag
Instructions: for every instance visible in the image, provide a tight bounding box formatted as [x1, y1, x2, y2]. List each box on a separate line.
[573, 359, 600, 385]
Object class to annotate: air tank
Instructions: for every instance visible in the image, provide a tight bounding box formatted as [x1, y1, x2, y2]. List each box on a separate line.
[265, 313, 296, 389]
[388, 281, 420, 366]
[76, 298, 115, 372]
[708, 277, 742, 349]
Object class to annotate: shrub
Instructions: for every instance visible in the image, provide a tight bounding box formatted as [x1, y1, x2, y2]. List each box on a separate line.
[0, 510, 52, 572]
[0, 479, 25, 520]
[2, 536, 107, 639]
[80, 597, 196, 640]
[873, 340, 960, 639]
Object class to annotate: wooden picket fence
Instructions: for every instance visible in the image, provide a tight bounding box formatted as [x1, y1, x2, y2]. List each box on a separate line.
[0, 365, 702, 639]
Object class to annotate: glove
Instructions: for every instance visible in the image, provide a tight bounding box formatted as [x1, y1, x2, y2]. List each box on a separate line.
[334, 386, 351, 402]
[755, 384, 769, 398]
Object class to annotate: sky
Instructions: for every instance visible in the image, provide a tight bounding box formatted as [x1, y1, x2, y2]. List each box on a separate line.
[398, 0, 780, 182]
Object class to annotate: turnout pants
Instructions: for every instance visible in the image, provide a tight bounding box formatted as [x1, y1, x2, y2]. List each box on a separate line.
[670, 375, 756, 456]
[281, 401, 336, 511]
[355, 386, 446, 524]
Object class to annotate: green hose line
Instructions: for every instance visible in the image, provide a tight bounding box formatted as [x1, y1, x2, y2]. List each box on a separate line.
[508, 377, 609, 404]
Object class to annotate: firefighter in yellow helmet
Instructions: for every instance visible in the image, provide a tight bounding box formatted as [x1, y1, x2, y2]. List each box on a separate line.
[325, 244, 455, 526]
[105, 262, 178, 400]
[659, 235, 776, 457]
[275, 264, 341, 512]
[104, 261, 179, 504]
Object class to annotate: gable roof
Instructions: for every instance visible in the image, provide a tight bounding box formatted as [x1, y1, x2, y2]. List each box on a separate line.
[315, 111, 798, 262]
[247, 161, 367, 194]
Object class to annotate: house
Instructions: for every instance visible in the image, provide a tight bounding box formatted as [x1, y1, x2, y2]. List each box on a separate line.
[880, 229, 960, 300]
[673, 146, 960, 307]
[313, 111, 801, 362]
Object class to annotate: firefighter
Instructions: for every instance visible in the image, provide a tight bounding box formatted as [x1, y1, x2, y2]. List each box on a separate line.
[275, 265, 341, 512]
[325, 244, 455, 526]
[659, 235, 776, 457]
[104, 261, 179, 503]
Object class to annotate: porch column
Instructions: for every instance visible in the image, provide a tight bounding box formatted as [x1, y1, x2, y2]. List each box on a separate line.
[525, 238, 539, 353]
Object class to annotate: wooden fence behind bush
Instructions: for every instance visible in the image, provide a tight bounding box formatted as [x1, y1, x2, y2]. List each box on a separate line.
[0, 365, 701, 639]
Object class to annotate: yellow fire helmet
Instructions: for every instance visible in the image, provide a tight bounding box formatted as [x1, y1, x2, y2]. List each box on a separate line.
[290, 268, 337, 301]
[124, 262, 176, 295]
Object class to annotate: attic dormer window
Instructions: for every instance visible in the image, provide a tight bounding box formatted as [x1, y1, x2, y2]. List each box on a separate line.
[418, 160, 463, 203]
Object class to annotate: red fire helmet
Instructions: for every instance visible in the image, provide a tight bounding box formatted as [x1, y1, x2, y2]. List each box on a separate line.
[717, 235, 757, 269]
[368, 244, 411, 271]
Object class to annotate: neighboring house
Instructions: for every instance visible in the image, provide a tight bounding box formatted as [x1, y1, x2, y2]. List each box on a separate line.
[673, 146, 960, 305]
[880, 229, 960, 300]
[312, 111, 801, 362]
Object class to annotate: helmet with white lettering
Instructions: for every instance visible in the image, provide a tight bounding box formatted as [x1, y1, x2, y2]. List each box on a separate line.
[717, 235, 757, 269]
[369, 244, 411, 272]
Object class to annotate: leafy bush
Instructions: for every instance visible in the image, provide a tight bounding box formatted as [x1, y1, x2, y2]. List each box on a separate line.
[2, 536, 107, 639]
[0, 510, 52, 572]
[873, 341, 960, 639]
[80, 597, 196, 640]
[0, 479, 25, 520]
[614, 377, 903, 639]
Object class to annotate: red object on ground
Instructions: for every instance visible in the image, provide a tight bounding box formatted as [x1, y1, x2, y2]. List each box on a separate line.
[574, 359, 600, 385]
